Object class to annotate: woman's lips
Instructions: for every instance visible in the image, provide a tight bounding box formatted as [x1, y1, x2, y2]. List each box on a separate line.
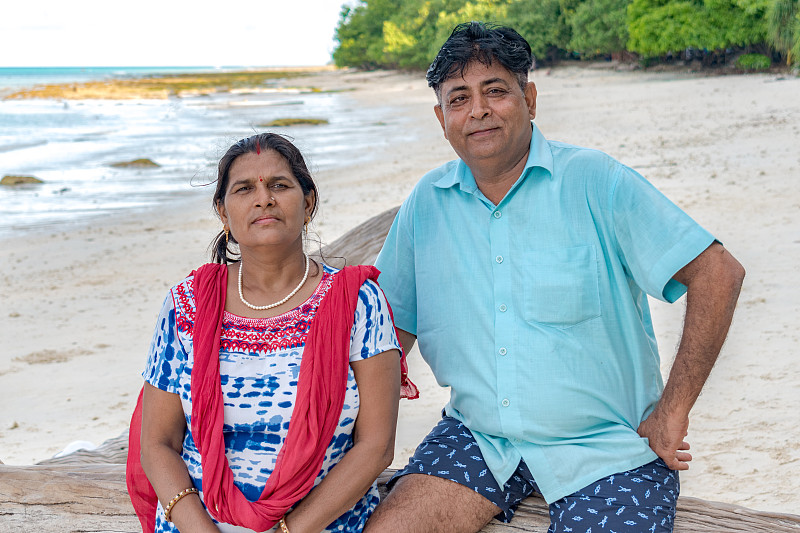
[252, 215, 279, 225]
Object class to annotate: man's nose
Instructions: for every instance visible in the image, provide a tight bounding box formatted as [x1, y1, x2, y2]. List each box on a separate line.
[470, 95, 490, 119]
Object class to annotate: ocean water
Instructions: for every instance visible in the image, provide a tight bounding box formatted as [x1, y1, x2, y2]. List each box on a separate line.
[0, 67, 397, 236]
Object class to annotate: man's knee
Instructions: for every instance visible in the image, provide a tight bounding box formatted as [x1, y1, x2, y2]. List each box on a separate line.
[365, 474, 500, 533]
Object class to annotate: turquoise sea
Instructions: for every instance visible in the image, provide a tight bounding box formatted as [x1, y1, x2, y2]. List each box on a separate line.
[0, 67, 395, 235]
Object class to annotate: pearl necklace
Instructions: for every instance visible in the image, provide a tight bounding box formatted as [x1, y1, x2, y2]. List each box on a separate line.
[238, 253, 310, 311]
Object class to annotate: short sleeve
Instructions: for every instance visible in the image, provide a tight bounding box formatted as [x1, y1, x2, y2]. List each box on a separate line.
[374, 196, 418, 335]
[349, 279, 401, 362]
[142, 290, 188, 393]
[611, 165, 716, 303]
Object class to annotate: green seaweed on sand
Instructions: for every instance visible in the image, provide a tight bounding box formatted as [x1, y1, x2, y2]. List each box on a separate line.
[109, 158, 160, 168]
[259, 118, 330, 127]
[3, 70, 318, 100]
[1, 175, 43, 186]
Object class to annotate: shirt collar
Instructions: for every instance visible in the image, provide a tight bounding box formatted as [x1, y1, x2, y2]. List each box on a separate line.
[432, 122, 554, 194]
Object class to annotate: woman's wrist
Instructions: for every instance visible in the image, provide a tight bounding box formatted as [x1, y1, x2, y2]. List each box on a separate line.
[164, 487, 199, 522]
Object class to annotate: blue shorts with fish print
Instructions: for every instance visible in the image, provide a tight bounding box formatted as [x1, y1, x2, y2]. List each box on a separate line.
[389, 415, 680, 532]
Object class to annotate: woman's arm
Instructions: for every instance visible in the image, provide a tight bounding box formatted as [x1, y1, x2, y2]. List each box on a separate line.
[283, 349, 401, 533]
[140, 382, 221, 533]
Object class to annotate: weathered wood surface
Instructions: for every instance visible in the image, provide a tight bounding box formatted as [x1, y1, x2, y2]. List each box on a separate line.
[35, 430, 130, 466]
[2, 209, 800, 531]
[0, 463, 138, 532]
[2, 462, 799, 533]
[314, 205, 400, 266]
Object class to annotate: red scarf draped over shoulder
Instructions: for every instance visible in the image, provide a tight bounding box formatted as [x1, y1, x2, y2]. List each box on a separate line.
[126, 263, 417, 532]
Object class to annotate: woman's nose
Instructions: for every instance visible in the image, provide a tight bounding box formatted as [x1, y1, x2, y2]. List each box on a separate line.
[254, 184, 275, 207]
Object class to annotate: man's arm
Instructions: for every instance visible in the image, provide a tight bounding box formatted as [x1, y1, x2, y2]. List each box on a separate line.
[637, 242, 745, 470]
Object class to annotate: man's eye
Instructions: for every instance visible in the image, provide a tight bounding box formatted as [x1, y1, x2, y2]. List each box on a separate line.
[450, 96, 466, 105]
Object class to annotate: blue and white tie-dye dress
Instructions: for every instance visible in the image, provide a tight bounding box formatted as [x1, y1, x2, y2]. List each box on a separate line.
[142, 264, 401, 533]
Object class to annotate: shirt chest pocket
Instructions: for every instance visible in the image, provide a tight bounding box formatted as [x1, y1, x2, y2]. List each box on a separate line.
[518, 245, 601, 328]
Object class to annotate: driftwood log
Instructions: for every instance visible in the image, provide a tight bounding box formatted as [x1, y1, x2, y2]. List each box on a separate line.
[2, 207, 800, 532]
[2, 458, 800, 533]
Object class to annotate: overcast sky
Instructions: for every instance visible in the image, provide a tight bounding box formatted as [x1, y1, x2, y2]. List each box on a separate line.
[1, 0, 348, 67]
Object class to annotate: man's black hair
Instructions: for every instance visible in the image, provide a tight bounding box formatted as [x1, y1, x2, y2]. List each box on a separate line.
[427, 21, 533, 101]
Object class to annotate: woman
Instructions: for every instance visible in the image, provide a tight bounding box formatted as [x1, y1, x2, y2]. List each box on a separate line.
[126, 133, 417, 533]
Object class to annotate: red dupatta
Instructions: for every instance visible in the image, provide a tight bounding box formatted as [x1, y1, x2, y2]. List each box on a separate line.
[127, 263, 417, 532]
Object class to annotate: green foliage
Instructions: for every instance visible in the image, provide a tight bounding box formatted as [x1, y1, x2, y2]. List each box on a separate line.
[381, 0, 470, 69]
[735, 53, 771, 70]
[331, 0, 785, 68]
[333, 1, 399, 68]
[767, 0, 800, 65]
[569, 0, 631, 57]
[505, 0, 575, 61]
[795, 10, 800, 64]
[627, 0, 770, 57]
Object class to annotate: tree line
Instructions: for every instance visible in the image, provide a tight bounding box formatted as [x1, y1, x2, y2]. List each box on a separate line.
[332, 0, 800, 70]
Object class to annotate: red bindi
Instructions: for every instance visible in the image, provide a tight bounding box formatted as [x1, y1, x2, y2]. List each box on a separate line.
[259, 176, 263, 182]
[256, 140, 261, 155]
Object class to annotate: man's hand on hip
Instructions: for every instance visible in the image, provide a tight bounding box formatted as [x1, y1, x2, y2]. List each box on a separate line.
[637, 406, 692, 471]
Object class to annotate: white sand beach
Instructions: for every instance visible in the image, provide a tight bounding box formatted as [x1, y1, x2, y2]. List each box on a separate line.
[0, 67, 798, 514]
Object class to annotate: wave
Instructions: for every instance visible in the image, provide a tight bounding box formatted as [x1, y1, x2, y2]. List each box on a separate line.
[0, 139, 48, 154]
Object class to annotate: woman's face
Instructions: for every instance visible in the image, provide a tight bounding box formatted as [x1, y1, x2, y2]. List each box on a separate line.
[217, 149, 313, 252]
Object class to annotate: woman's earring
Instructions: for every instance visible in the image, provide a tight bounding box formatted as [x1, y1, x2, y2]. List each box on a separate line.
[224, 227, 230, 244]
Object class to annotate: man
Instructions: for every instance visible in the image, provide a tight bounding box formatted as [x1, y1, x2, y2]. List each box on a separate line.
[367, 22, 744, 533]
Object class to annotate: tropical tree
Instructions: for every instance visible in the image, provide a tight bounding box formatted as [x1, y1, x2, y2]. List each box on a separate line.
[627, 0, 770, 58]
[505, 0, 576, 62]
[767, 0, 800, 65]
[569, 0, 631, 57]
[333, 0, 398, 68]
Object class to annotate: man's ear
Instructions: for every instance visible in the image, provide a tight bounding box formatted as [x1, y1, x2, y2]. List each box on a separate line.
[434, 104, 448, 140]
[524, 82, 537, 120]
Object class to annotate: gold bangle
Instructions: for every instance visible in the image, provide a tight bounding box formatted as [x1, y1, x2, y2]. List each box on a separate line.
[163, 487, 199, 522]
[278, 517, 291, 533]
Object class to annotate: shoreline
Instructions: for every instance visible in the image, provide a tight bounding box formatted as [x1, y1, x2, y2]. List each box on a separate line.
[1, 67, 798, 513]
[1, 66, 337, 100]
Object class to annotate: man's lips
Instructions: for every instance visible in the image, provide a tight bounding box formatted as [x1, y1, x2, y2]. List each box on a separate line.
[468, 127, 499, 136]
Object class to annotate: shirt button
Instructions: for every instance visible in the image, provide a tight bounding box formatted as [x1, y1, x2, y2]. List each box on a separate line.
[501, 398, 510, 407]
[493, 211, 502, 219]
[498, 347, 507, 356]
[499, 304, 507, 312]
[495, 255, 503, 264]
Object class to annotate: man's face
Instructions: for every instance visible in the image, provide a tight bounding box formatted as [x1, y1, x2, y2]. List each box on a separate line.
[434, 60, 537, 175]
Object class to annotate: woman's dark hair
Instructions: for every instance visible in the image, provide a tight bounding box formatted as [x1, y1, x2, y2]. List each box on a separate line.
[426, 21, 533, 102]
[210, 133, 319, 264]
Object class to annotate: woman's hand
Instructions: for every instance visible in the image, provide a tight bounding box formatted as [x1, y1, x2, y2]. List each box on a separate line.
[284, 349, 401, 533]
[140, 383, 221, 532]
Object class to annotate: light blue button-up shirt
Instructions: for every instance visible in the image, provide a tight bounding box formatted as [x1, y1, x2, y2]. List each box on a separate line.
[375, 123, 715, 503]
